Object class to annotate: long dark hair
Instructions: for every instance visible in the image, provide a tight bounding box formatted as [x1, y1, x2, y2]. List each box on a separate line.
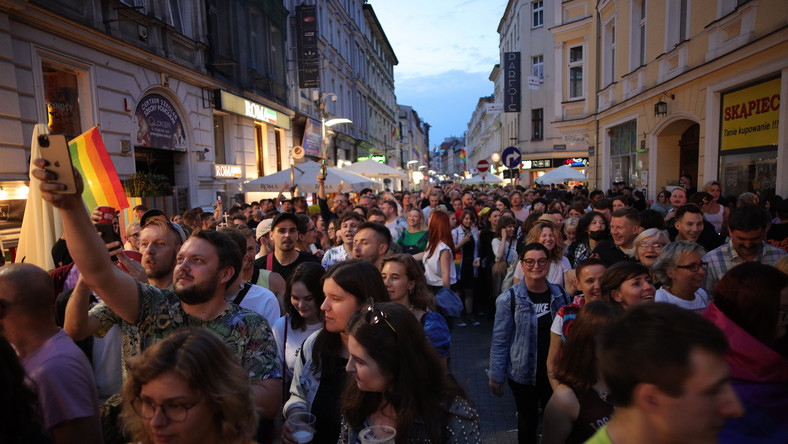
[574, 210, 609, 245]
[554, 301, 622, 391]
[0, 337, 45, 443]
[311, 260, 389, 377]
[285, 263, 326, 330]
[341, 303, 466, 443]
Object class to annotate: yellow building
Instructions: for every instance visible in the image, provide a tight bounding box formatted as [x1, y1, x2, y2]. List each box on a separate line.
[551, 0, 787, 198]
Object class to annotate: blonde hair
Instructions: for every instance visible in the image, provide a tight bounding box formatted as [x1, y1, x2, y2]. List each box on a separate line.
[526, 221, 565, 262]
[120, 327, 257, 444]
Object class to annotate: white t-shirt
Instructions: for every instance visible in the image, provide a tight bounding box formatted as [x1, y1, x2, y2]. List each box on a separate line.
[491, 238, 518, 263]
[226, 283, 281, 327]
[514, 256, 571, 287]
[423, 242, 457, 286]
[271, 316, 323, 385]
[654, 287, 710, 314]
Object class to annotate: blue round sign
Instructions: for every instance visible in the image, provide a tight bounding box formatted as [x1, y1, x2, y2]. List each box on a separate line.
[502, 146, 521, 169]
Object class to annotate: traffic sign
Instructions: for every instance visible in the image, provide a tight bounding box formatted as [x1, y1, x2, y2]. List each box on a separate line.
[477, 159, 490, 173]
[502, 146, 521, 169]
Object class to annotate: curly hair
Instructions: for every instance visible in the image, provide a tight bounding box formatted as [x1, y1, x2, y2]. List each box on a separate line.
[525, 221, 565, 262]
[381, 254, 435, 311]
[120, 327, 257, 444]
[341, 303, 467, 443]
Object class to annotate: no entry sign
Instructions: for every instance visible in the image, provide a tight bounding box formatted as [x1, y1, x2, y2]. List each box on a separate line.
[477, 160, 490, 173]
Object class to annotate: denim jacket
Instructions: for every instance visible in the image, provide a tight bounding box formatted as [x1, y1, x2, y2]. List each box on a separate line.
[488, 280, 570, 385]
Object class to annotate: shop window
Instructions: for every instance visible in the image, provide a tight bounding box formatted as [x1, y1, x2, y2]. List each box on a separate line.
[720, 150, 776, 198]
[214, 115, 226, 165]
[42, 61, 83, 140]
[255, 123, 266, 176]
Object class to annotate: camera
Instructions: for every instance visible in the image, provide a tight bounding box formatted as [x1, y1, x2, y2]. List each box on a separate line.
[38, 134, 50, 147]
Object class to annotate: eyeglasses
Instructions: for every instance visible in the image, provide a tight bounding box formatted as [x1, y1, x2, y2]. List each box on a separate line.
[675, 262, 708, 272]
[637, 242, 666, 251]
[131, 396, 202, 422]
[128, 233, 140, 238]
[522, 258, 549, 268]
[363, 305, 396, 334]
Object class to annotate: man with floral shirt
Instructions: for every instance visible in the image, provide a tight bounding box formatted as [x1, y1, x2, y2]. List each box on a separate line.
[33, 160, 281, 420]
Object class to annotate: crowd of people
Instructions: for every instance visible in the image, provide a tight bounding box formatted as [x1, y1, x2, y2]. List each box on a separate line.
[2, 160, 787, 444]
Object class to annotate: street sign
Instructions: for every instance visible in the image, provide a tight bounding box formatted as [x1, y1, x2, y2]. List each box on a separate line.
[502, 146, 521, 169]
[477, 159, 490, 173]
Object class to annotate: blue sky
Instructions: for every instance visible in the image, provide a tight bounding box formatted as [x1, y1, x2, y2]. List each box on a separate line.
[371, 0, 508, 148]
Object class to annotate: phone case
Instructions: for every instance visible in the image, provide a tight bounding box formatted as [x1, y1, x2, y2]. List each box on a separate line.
[38, 134, 78, 194]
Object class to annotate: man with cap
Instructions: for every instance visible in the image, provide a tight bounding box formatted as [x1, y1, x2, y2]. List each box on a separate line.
[254, 212, 320, 283]
[255, 218, 274, 259]
[34, 163, 282, 421]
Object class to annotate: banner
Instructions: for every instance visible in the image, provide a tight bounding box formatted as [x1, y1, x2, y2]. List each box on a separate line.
[302, 118, 322, 157]
[721, 77, 780, 151]
[134, 94, 188, 151]
[504, 52, 521, 112]
[296, 5, 320, 89]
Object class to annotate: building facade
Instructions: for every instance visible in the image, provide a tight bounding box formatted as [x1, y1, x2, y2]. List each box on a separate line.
[397, 104, 429, 189]
[552, 0, 788, 198]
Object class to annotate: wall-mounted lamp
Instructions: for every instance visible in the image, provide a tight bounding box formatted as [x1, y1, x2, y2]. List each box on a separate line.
[654, 92, 675, 117]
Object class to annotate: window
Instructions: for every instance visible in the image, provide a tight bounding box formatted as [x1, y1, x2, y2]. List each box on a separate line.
[609, 120, 638, 187]
[531, 109, 544, 141]
[666, 0, 690, 49]
[568, 45, 584, 99]
[639, 0, 647, 66]
[602, 22, 615, 86]
[42, 61, 83, 140]
[214, 115, 226, 165]
[532, 1, 543, 28]
[532, 55, 544, 81]
[679, 0, 688, 42]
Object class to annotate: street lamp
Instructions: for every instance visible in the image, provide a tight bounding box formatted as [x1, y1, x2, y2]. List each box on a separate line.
[313, 91, 352, 177]
[491, 152, 501, 162]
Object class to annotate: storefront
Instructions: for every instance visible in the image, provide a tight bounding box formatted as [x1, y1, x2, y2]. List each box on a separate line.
[213, 90, 294, 203]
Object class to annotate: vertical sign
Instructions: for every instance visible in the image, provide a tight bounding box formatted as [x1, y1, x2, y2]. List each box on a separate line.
[504, 52, 521, 112]
[296, 5, 320, 89]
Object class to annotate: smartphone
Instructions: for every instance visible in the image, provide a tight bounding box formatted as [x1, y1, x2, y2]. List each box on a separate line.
[96, 222, 120, 262]
[38, 134, 78, 194]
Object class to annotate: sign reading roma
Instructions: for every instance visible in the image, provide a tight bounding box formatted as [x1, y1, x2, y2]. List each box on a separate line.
[134, 93, 188, 151]
[720, 77, 780, 151]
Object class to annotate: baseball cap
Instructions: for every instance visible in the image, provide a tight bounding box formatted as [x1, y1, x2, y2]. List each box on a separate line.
[139, 209, 187, 243]
[256, 218, 273, 241]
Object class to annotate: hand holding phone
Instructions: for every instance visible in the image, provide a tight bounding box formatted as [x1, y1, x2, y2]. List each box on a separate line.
[37, 134, 78, 194]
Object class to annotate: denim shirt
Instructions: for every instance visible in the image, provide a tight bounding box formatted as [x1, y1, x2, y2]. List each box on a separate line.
[488, 280, 570, 385]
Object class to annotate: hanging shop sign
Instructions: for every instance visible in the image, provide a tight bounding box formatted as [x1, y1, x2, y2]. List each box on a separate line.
[214, 90, 291, 130]
[134, 93, 188, 151]
[720, 77, 780, 151]
[556, 157, 588, 167]
[503, 52, 521, 113]
[302, 118, 322, 157]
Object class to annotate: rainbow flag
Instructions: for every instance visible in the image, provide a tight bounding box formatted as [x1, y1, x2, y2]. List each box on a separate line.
[412, 145, 420, 160]
[68, 127, 129, 211]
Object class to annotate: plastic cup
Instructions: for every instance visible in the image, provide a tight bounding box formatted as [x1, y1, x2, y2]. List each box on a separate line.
[287, 412, 316, 444]
[359, 425, 396, 444]
[96, 206, 116, 224]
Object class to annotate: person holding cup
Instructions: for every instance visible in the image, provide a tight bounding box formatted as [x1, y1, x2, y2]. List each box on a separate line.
[282, 260, 389, 444]
[339, 302, 481, 443]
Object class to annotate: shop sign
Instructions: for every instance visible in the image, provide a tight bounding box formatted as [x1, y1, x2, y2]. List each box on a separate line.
[524, 159, 552, 169]
[556, 157, 588, 167]
[302, 118, 322, 157]
[720, 77, 780, 151]
[213, 164, 243, 179]
[214, 90, 291, 130]
[503, 52, 521, 113]
[134, 93, 188, 151]
[357, 155, 385, 163]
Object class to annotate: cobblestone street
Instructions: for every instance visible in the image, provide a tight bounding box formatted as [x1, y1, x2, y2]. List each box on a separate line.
[450, 315, 518, 443]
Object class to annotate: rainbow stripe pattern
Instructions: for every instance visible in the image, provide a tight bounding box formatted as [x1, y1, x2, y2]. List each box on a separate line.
[68, 127, 129, 211]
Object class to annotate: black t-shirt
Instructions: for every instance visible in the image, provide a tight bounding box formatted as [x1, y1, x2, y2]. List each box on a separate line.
[254, 251, 320, 283]
[311, 358, 348, 444]
[530, 288, 553, 383]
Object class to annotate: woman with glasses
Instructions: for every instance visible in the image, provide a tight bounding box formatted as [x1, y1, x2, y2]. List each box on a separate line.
[121, 327, 257, 444]
[381, 254, 451, 372]
[632, 229, 670, 284]
[702, 262, 788, 443]
[340, 302, 480, 443]
[650, 190, 672, 218]
[489, 243, 572, 444]
[652, 241, 710, 314]
[283, 260, 389, 444]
